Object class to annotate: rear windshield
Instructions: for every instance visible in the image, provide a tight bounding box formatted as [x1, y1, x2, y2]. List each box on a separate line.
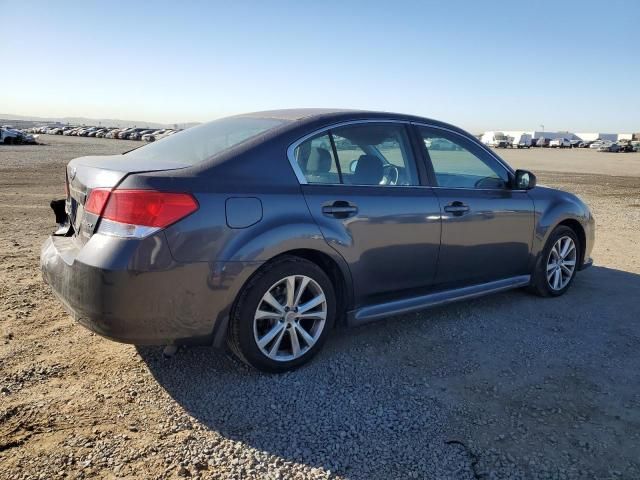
[124, 116, 289, 165]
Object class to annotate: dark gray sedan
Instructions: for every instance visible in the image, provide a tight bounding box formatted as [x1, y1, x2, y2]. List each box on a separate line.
[41, 109, 594, 372]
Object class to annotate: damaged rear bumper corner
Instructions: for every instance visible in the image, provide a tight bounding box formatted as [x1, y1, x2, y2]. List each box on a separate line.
[40, 234, 262, 346]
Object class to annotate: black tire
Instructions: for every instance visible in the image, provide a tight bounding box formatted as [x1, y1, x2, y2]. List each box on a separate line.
[227, 255, 336, 373]
[529, 225, 580, 297]
[4, 137, 13, 145]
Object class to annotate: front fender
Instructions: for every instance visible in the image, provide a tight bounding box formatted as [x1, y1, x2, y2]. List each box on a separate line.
[528, 186, 593, 269]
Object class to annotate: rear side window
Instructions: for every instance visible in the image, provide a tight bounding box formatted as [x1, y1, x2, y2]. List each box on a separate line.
[293, 133, 340, 184]
[293, 123, 419, 186]
[124, 116, 289, 166]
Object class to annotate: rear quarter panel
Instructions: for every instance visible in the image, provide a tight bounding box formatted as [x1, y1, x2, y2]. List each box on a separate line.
[119, 140, 353, 303]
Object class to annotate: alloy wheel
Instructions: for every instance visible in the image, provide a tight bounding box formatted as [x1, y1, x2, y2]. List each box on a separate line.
[546, 236, 577, 291]
[253, 275, 327, 362]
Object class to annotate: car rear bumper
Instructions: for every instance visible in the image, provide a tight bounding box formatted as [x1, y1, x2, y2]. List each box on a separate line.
[41, 234, 262, 346]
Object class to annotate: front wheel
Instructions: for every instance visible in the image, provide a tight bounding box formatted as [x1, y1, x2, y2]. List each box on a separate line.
[529, 226, 580, 297]
[227, 256, 336, 372]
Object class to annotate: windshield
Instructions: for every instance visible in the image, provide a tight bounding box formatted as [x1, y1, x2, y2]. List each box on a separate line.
[124, 116, 289, 165]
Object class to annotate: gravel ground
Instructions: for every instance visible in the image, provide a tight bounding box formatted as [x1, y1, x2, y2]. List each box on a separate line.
[1, 136, 640, 479]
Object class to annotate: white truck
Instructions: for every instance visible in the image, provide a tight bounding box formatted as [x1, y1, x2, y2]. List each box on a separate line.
[550, 138, 571, 148]
[481, 131, 512, 148]
[512, 133, 532, 149]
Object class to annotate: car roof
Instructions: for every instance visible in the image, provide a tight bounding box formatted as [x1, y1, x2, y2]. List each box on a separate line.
[231, 108, 471, 137]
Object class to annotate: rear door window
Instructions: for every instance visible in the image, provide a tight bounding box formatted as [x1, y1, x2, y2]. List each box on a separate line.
[332, 123, 418, 186]
[292, 123, 419, 186]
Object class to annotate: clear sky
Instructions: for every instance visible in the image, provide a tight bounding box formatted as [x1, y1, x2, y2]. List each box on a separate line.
[2, 0, 638, 133]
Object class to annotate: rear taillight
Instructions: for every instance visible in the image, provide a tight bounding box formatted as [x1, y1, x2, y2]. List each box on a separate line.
[85, 188, 198, 238]
[85, 188, 111, 215]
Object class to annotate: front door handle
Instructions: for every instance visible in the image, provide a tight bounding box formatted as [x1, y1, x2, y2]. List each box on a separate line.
[322, 201, 358, 219]
[444, 201, 470, 216]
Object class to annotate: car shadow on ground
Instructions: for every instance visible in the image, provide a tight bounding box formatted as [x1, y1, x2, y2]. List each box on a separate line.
[137, 266, 640, 478]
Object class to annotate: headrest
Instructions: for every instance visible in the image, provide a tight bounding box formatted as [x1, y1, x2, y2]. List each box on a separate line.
[307, 147, 332, 173]
[353, 154, 383, 185]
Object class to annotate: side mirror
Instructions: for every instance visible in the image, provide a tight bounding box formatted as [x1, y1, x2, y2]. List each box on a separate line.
[514, 169, 536, 190]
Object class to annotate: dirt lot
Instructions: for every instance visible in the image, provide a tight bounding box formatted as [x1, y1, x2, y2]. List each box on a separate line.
[1, 136, 640, 479]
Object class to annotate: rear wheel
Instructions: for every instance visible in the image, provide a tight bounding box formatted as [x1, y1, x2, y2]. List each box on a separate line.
[227, 256, 336, 372]
[529, 226, 579, 297]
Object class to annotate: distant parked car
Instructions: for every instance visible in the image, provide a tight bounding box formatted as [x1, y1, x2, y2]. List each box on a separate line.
[578, 141, 593, 148]
[79, 127, 99, 137]
[550, 138, 571, 148]
[128, 129, 154, 141]
[1, 127, 23, 144]
[537, 137, 552, 147]
[589, 141, 604, 149]
[155, 129, 177, 141]
[617, 142, 634, 153]
[597, 142, 619, 152]
[143, 129, 176, 142]
[1, 127, 35, 144]
[425, 138, 461, 150]
[105, 129, 121, 139]
[96, 128, 113, 138]
[22, 132, 37, 144]
[141, 129, 166, 142]
[493, 137, 510, 148]
[569, 140, 581, 148]
[117, 128, 135, 139]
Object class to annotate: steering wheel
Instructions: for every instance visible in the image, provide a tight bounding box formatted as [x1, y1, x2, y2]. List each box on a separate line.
[382, 164, 400, 185]
[474, 176, 504, 189]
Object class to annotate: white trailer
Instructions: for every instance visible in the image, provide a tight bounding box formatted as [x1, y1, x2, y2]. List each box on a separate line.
[512, 133, 532, 148]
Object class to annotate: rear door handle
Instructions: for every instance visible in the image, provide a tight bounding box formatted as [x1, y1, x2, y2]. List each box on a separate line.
[444, 202, 470, 215]
[322, 201, 358, 218]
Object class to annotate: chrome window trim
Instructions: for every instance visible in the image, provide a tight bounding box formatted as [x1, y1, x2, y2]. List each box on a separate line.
[286, 118, 522, 192]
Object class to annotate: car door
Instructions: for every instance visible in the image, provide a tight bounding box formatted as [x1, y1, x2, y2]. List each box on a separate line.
[290, 121, 442, 307]
[415, 124, 534, 287]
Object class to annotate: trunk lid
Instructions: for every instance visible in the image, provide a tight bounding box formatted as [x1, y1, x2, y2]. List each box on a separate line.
[66, 155, 189, 243]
